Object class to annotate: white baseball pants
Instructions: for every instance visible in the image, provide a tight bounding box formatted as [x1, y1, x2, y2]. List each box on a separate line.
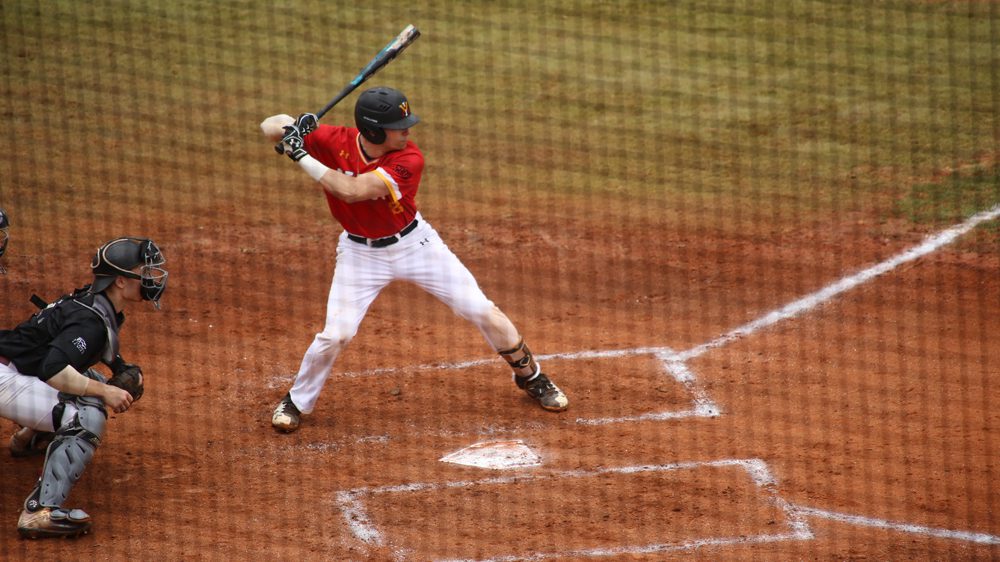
[288, 216, 511, 414]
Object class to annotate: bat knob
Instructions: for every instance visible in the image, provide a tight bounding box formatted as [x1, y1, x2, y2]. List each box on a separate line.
[274, 143, 284, 154]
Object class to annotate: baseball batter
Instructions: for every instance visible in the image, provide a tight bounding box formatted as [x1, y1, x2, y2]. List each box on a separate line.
[0, 237, 166, 538]
[262, 86, 569, 432]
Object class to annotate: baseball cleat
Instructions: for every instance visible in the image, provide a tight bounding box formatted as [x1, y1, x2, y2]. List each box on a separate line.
[17, 507, 92, 539]
[272, 393, 301, 432]
[516, 373, 569, 412]
[9, 427, 54, 458]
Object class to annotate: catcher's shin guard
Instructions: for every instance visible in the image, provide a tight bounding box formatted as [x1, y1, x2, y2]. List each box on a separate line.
[25, 398, 106, 511]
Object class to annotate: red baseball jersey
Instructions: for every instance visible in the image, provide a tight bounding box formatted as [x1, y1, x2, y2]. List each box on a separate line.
[304, 125, 424, 239]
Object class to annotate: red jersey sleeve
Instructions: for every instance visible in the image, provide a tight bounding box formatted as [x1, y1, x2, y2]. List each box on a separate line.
[375, 144, 424, 205]
[303, 125, 350, 169]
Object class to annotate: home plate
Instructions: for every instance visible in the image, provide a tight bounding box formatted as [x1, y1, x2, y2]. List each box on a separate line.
[439, 440, 542, 469]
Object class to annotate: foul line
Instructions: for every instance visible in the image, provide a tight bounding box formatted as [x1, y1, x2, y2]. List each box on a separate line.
[677, 204, 1000, 361]
[793, 505, 1000, 545]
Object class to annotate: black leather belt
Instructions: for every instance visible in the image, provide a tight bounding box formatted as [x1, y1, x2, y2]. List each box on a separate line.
[347, 219, 419, 248]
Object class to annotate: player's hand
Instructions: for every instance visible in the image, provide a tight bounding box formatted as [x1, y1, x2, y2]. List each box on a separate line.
[280, 124, 308, 162]
[101, 383, 133, 413]
[295, 113, 318, 136]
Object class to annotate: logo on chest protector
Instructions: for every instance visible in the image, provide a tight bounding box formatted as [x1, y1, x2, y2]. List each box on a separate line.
[72, 337, 87, 354]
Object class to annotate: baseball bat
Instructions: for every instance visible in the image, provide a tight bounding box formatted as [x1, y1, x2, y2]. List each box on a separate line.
[317, 24, 421, 120]
[275, 24, 421, 154]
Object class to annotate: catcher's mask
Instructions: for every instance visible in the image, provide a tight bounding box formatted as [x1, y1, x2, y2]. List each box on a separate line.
[91, 237, 168, 308]
[354, 86, 420, 144]
[0, 208, 9, 274]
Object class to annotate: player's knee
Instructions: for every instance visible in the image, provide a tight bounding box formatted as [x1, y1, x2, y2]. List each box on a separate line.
[314, 326, 356, 353]
[453, 297, 497, 324]
[53, 398, 107, 441]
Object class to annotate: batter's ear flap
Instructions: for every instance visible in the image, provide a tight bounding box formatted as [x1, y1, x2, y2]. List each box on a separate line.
[360, 126, 386, 145]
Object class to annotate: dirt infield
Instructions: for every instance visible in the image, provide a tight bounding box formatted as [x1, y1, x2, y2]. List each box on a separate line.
[1, 186, 997, 559]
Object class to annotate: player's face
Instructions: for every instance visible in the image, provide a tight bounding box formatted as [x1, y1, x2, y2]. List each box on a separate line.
[383, 128, 410, 151]
[119, 266, 145, 303]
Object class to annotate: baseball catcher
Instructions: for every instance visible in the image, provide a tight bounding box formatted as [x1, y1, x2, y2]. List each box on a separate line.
[0, 237, 167, 538]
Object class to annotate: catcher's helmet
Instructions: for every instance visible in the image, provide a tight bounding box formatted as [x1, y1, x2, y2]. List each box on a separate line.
[91, 237, 168, 307]
[0, 208, 8, 274]
[354, 87, 420, 144]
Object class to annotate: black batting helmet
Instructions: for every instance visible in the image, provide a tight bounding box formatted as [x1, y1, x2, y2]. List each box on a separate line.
[0, 208, 8, 274]
[91, 237, 168, 307]
[354, 87, 420, 144]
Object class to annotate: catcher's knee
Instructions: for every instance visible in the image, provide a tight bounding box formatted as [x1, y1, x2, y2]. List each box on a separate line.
[75, 401, 107, 441]
[55, 399, 107, 441]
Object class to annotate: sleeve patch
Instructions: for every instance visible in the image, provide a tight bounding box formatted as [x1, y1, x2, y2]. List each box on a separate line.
[71, 337, 88, 354]
[393, 164, 413, 180]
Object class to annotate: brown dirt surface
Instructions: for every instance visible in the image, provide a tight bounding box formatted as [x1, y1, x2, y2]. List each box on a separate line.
[1, 178, 997, 559]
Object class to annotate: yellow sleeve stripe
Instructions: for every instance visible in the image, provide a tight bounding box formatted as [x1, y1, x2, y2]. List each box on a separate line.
[373, 168, 404, 214]
[373, 168, 399, 203]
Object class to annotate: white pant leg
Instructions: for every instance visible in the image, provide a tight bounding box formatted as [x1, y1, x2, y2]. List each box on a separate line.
[394, 221, 512, 349]
[289, 234, 392, 414]
[0, 363, 60, 432]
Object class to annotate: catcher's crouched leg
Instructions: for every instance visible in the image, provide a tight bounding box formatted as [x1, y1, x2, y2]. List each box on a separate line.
[18, 397, 106, 539]
[9, 427, 55, 458]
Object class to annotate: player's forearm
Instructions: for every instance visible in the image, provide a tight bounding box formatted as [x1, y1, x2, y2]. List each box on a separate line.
[299, 158, 386, 203]
[46, 365, 103, 397]
[319, 171, 381, 203]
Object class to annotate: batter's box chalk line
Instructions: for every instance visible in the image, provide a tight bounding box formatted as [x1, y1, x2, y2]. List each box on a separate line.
[336, 458, 813, 561]
[328, 346, 722, 431]
[337, 456, 1000, 560]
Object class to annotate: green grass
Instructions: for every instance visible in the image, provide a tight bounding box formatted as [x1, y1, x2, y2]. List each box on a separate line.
[895, 164, 1000, 227]
[1, 0, 998, 238]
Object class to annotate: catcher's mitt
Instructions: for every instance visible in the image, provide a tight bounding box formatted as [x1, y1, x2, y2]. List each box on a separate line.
[107, 363, 144, 402]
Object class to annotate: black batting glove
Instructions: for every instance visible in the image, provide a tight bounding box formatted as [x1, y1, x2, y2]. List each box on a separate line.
[280, 124, 308, 162]
[295, 113, 318, 136]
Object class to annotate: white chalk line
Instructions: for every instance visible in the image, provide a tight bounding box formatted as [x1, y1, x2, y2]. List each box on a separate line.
[677, 203, 1000, 361]
[335, 346, 677, 379]
[338, 456, 1000, 559]
[792, 505, 1000, 545]
[440, 533, 810, 562]
[337, 459, 813, 557]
